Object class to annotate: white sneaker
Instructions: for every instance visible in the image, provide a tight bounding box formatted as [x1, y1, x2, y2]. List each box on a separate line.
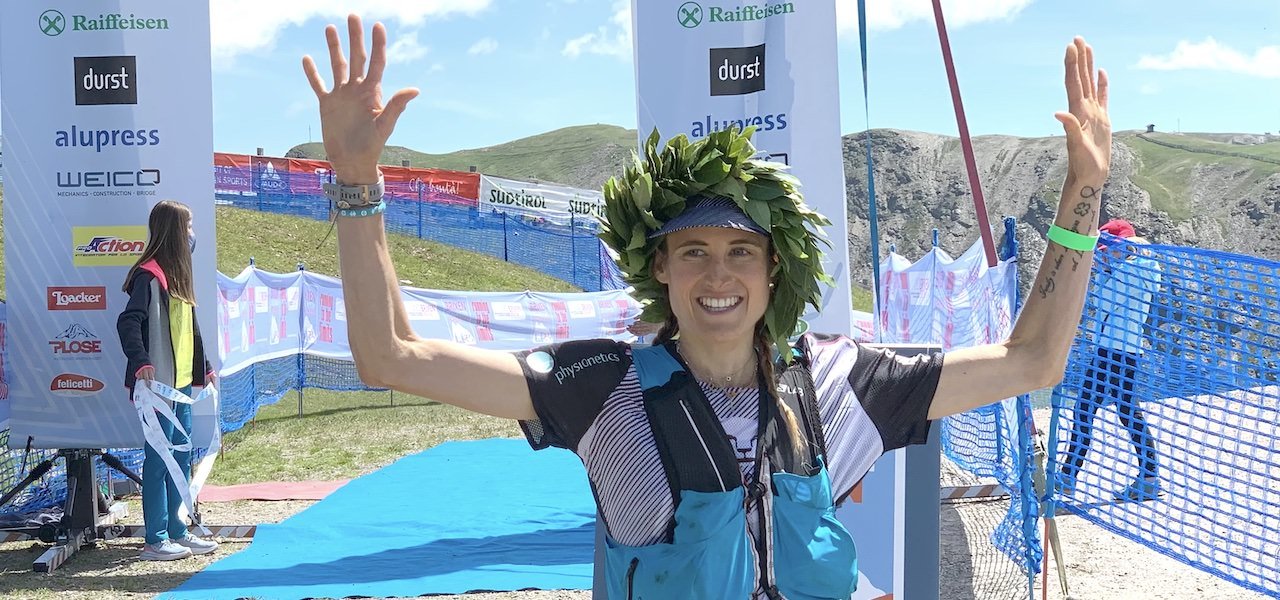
[174, 535, 220, 555]
[140, 540, 193, 561]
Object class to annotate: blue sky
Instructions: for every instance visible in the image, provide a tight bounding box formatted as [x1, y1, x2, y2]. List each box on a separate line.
[45, 0, 1280, 156]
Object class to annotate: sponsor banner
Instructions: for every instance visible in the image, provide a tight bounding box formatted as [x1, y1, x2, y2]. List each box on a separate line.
[71, 225, 147, 266]
[479, 175, 605, 223]
[215, 267, 640, 375]
[212, 152, 481, 205]
[632, 0, 853, 337]
[1, 0, 216, 449]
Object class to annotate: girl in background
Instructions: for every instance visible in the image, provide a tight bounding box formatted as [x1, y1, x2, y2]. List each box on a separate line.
[117, 200, 219, 561]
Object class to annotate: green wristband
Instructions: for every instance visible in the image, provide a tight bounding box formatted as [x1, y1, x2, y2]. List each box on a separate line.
[1046, 225, 1098, 252]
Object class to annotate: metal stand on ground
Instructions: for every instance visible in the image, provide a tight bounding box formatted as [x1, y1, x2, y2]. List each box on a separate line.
[1032, 435, 1071, 599]
[0, 449, 139, 572]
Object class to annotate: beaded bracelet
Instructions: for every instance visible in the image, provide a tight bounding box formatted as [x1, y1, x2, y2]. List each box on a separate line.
[1046, 224, 1098, 252]
[337, 200, 387, 219]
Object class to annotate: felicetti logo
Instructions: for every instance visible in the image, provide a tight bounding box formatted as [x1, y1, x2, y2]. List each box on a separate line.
[678, 2, 794, 28]
[50, 373, 106, 396]
[72, 226, 147, 267]
[50, 323, 103, 358]
[48, 286, 108, 310]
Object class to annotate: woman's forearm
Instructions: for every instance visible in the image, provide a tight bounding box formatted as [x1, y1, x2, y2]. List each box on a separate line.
[335, 213, 417, 384]
[1008, 175, 1106, 374]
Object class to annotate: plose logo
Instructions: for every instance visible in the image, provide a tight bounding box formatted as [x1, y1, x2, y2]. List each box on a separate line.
[710, 45, 765, 96]
[50, 373, 106, 395]
[72, 226, 147, 267]
[50, 324, 103, 357]
[47, 286, 108, 310]
[74, 56, 137, 105]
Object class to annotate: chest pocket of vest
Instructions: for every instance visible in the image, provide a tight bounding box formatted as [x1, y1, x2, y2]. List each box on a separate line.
[771, 459, 859, 599]
[604, 488, 754, 600]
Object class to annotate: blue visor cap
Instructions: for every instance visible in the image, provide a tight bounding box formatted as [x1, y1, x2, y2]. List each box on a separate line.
[648, 195, 769, 239]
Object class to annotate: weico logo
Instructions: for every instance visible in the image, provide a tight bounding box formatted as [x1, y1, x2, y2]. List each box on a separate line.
[56, 168, 160, 198]
[710, 45, 765, 96]
[678, 2, 794, 27]
[47, 286, 108, 311]
[50, 373, 106, 396]
[72, 226, 147, 267]
[74, 56, 138, 105]
[41, 12, 170, 36]
[50, 323, 103, 358]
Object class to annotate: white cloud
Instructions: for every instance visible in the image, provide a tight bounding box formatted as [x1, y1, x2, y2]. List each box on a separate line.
[468, 37, 499, 55]
[562, 1, 631, 60]
[387, 31, 430, 65]
[209, 0, 491, 66]
[1137, 38, 1280, 79]
[835, 0, 1031, 35]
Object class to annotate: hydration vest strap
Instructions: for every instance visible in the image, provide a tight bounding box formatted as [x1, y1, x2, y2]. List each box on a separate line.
[774, 356, 829, 469]
[633, 344, 742, 541]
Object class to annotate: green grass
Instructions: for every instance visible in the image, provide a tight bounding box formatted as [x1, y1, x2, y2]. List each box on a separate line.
[289, 124, 637, 185]
[210, 390, 519, 485]
[212, 205, 579, 292]
[1119, 132, 1280, 223]
[851, 286, 874, 312]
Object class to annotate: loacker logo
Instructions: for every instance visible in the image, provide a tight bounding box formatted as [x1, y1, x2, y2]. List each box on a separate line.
[50, 373, 106, 395]
[47, 286, 108, 311]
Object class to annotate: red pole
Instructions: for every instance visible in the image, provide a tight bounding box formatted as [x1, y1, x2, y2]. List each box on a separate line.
[931, 0, 998, 267]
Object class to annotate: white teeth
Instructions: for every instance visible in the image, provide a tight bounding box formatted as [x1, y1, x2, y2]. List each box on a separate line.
[698, 297, 741, 310]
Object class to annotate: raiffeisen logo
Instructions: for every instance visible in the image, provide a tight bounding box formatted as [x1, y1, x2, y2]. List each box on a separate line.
[678, 2, 794, 28]
[72, 226, 147, 267]
[40, 11, 170, 37]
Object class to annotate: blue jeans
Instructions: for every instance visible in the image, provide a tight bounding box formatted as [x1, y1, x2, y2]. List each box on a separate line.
[142, 385, 193, 544]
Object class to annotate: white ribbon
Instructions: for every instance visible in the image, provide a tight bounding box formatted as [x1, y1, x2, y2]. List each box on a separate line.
[133, 381, 218, 537]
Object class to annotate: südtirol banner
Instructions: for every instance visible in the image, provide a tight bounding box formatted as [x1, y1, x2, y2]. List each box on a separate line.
[631, 0, 853, 338]
[479, 175, 605, 223]
[0, 2, 216, 449]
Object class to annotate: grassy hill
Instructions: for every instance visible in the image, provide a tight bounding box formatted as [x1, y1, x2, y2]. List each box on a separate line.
[0, 191, 579, 300]
[1118, 131, 1280, 222]
[289, 123, 637, 189]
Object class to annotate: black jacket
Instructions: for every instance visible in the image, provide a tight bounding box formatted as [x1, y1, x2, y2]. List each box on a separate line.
[116, 262, 212, 390]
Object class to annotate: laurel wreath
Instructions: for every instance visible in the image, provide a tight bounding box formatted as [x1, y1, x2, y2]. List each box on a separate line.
[599, 127, 833, 358]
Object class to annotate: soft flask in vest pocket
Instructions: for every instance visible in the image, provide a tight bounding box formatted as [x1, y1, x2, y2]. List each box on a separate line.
[604, 488, 754, 599]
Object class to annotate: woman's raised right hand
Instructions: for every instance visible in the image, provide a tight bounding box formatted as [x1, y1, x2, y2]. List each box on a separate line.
[302, 14, 419, 185]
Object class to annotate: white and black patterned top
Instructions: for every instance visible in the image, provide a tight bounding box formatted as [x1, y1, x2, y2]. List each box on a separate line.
[516, 332, 944, 550]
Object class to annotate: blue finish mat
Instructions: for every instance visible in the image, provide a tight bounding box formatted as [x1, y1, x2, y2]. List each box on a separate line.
[161, 439, 596, 599]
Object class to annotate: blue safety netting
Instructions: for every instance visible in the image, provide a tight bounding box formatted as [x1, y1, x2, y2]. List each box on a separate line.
[1047, 239, 1280, 597]
[214, 166, 625, 292]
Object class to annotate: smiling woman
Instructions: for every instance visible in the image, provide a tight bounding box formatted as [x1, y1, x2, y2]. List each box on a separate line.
[304, 14, 1112, 598]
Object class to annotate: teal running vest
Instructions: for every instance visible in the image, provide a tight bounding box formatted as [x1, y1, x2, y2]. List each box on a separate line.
[602, 342, 859, 599]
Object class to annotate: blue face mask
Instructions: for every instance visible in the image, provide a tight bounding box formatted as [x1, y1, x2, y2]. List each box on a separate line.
[189, 233, 197, 254]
